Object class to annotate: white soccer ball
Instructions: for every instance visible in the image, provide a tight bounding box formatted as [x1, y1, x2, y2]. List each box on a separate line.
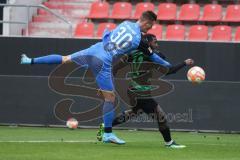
[187, 66, 205, 84]
[66, 118, 78, 129]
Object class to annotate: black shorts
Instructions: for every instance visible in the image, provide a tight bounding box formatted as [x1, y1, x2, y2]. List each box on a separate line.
[127, 89, 158, 114]
[126, 89, 168, 125]
[131, 98, 158, 114]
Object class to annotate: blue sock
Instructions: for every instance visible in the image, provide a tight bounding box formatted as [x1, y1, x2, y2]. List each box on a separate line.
[33, 54, 62, 64]
[103, 101, 115, 133]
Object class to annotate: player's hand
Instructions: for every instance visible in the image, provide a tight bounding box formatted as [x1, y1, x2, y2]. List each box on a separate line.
[184, 59, 194, 66]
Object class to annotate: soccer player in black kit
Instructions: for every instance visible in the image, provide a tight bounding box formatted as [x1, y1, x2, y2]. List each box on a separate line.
[97, 34, 194, 148]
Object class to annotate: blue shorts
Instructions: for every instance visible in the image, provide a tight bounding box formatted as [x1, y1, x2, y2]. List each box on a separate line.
[70, 42, 114, 91]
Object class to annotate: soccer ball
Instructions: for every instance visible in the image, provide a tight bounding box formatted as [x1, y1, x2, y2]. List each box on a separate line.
[66, 118, 78, 129]
[187, 66, 205, 84]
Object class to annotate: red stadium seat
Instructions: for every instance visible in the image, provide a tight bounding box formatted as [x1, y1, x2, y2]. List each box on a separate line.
[96, 23, 116, 38]
[201, 4, 222, 21]
[157, 3, 177, 20]
[147, 24, 162, 40]
[234, 27, 240, 41]
[133, 2, 154, 19]
[178, 4, 200, 21]
[188, 25, 208, 41]
[88, 1, 109, 19]
[223, 5, 240, 22]
[211, 25, 232, 41]
[166, 25, 185, 40]
[74, 22, 94, 38]
[111, 2, 132, 19]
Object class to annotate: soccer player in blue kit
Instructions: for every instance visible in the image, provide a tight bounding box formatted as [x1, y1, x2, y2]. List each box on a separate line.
[20, 11, 172, 145]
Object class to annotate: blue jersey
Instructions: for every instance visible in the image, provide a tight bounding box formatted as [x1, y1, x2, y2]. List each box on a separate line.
[102, 21, 141, 56]
[70, 21, 171, 91]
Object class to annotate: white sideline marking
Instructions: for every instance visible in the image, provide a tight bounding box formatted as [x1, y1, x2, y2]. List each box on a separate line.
[0, 140, 96, 143]
[0, 141, 238, 146]
[186, 142, 236, 146]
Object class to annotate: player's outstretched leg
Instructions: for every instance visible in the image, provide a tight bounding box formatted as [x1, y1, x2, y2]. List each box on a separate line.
[155, 105, 186, 149]
[20, 54, 70, 64]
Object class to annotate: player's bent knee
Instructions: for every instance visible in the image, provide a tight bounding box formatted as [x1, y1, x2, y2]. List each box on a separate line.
[62, 56, 72, 64]
[101, 90, 115, 102]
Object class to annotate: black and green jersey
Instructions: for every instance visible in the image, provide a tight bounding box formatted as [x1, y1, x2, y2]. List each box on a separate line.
[127, 50, 156, 92]
[113, 50, 186, 92]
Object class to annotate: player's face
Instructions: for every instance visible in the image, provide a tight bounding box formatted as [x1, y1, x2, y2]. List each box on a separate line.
[140, 20, 155, 33]
[149, 38, 159, 49]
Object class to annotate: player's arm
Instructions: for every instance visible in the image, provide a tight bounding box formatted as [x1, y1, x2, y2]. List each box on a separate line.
[146, 52, 194, 75]
[166, 59, 194, 75]
[149, 47, 194, 74]
[141, 41, 193, 75]
[137, 35, 193, 72]
[166, 62, 186, 75]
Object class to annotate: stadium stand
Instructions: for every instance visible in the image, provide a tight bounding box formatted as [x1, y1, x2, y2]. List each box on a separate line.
[133, 2, 154, 19]
[178, 4, 200, 21]
[157, 3, 177, 20]
[74, 22, 94, 38]
[18, 0, 240, 42]
[147, 24, 162, 40]
[110, 2, 132, 19]
[166, 24, 185, 40]
[96, 22, 116, 38]
[88, 1, 109, 19]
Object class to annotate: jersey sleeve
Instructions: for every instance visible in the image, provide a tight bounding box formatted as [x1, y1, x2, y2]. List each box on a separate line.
[166, 62, 186, 75]
[149, 53, 172, 67]
[153, 49, 166, 60]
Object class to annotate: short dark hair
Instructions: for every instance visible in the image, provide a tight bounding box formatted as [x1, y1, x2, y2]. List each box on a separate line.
[140, 10, 157, 21]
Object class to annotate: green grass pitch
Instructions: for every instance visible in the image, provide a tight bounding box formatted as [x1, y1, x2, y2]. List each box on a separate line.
[0, 126, 239, 160]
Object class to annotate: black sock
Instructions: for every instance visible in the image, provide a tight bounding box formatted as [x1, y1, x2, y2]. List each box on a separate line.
[159, 126, 172, 142]
[154, 105, 172, 142]
[104, 127, 112, 133]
